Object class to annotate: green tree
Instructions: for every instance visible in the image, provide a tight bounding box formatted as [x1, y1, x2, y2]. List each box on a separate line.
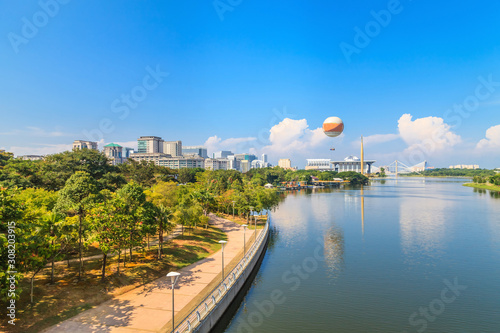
[55, 171, 99, 280]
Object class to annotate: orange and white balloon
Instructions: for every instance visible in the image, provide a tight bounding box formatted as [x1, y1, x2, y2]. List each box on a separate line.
[323, 117, 344, 138]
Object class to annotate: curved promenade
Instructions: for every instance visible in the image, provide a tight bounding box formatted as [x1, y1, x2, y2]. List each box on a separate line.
[42, 214, 265, 333]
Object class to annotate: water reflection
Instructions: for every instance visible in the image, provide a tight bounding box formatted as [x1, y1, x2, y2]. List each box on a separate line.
[399, 195, 449, 260]
[324, 225, 345, 278]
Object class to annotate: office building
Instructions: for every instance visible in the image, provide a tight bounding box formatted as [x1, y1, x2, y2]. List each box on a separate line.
[261, 154, 268, 163]
[164, 141, 182, 157]
[183, 146, 208, 158]
[205, 158, 230, 170]
[103, 143, 124, 165]
[137, 136, 164, 154]
[305, 159, 333, 171]
[157, 156, 205, 169]
[278, 158, 292, 169]
[234, 153, 257, 163]
[73, 140, 98, 150]
[213, 151, 233, 159]
[240, 160, 251, 173]
[130, 152, 170, 164]
[124, 147, 135, 158]
[227, 155, 240, 171]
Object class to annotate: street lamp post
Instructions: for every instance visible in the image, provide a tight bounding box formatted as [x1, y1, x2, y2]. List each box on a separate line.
[166, 271, 181, 332]
[242, 224, 248, 257]
[219, 240, 227, 281]
[232, 201, 236, 218]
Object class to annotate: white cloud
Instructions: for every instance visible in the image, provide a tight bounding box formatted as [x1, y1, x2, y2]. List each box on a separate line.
[204, 135, 257, 155]
[398, 114, 461, 156]
[9, 143, 72, 157]
[477, 125, 500, 149]
[263, 118, 331, 154]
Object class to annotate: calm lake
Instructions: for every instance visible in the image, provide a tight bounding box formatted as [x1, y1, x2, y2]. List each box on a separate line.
[218, 177, 500, 333]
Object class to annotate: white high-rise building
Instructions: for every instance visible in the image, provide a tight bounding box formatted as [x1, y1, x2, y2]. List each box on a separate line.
[278, 159, 292, 169]
[164, 141, 182, 157]
[261, 154, 268, 163]
[137, 136, 164, 154]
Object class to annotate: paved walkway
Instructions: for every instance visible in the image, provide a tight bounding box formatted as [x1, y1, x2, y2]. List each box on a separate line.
[42, 215, 255, 333]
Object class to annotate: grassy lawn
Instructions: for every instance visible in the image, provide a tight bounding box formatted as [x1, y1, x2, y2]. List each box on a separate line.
[0, 226, 226, 333]
[463, 182, 500, 192]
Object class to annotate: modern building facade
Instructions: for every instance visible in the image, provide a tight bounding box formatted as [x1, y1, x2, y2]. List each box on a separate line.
[240, 160, 251, 173]
[164, 141, 182, 157]
[137, 136, 164, 154]
[213, 151, 233, 159]
[130, 152, 170, 164]
[157, 156, 205, 169]
[305, 159, 333, 171]
[103, 143, 124, 165]
[183, 146, 208, 158]
[73, 140, 98, 150]
[205, 158, 229, 170]
[331, 156, 375, 174]
[278, 159, 292, 169]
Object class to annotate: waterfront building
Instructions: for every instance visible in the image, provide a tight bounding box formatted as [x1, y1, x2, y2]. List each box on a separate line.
[183, 146, 208, 158]
[20, 155, 44, 161]
[164, 140, 182, 157]
[138, 136, 164, 154]
[331, 156, 375, 174]
[73, 140, 98, 150]
[305, 159, 333, 171]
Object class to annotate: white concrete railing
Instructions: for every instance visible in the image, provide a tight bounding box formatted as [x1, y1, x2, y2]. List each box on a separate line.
[173, 217, 270, 333]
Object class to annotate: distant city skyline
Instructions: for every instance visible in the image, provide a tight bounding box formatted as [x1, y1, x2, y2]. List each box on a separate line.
[1, 1, 500, 168]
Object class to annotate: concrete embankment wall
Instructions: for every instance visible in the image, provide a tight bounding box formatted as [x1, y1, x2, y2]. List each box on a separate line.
[194, 226, 270, 333]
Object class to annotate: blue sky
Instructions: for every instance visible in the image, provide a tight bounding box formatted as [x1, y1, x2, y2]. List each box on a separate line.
[1, 0, 500, 168]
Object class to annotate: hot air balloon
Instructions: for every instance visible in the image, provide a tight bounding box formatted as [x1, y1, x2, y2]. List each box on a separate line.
[323, 117, 344, 138]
